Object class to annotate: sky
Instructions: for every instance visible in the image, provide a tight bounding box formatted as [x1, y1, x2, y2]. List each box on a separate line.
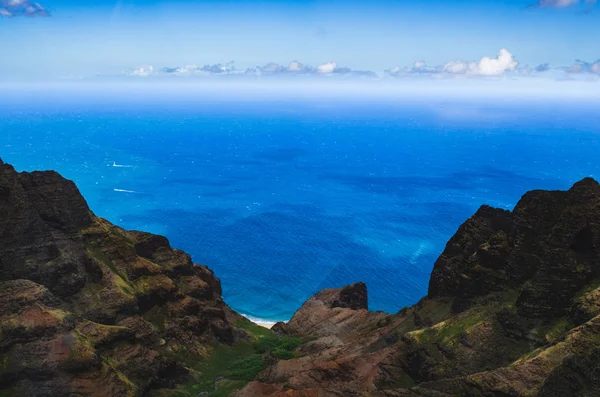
[0, 0, 599, 82]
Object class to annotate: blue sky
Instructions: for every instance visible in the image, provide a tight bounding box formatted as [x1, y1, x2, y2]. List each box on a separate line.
[1, 0, 599, 81]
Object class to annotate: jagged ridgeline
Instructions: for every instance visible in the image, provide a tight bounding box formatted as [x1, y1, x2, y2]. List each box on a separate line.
[1, 158, 599, 397]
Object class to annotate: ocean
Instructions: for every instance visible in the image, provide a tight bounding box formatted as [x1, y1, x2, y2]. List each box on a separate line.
[2, 87, 599, 322]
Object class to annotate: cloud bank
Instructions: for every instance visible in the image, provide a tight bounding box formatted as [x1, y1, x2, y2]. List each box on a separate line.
[565, 60, 600, 74]
[0, 0, 49, 17]
[125, 60, 378, 79]
[119, 51, 599, 83]
[386, 49, 519, 78]
[253, 61, 376, 77]
[125, 66, 155, 77]
[385, 49, 599, 81]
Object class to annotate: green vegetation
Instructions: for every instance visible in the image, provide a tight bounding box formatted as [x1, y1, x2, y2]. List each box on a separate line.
[194, 343, 257, 387]
[380, 371, 416, 389]
[436, 312, 486, 342]
[87, 247, 132, 290]
[376, 315, 393, 328]
[409, 291, 522, 345]
[513, 346, 545, 364]
[411, 308, 487, 345]
[66, 331, 97, 363]
[173, 342, 258, 396]
[575, 277, 600, 298]
[235, 318, 273, 338]
[229, 355, 265, 380]
[253, 335, 309, 359]
[0, 353, 11, 375]
[144, 305, 168, 331]
[208, 380, 248, 397]
[101, 356, 139, 391]
[165, 321, 313, 396]
[271, 348, 294, 360]
[0, 388, 17, 397]
[531, 317, 573, 344]
[109, 229, 134, 245]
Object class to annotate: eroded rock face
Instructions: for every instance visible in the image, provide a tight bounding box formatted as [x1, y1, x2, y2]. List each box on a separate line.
[238, 178, 600, 397]
[429, 178, 600, 318]
[279, 282, 382, 339]
[0, 160, 243, 396]
[3, 160, 600, 397]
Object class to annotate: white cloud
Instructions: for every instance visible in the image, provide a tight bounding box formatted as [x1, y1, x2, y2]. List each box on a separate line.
[160, 62, 238, 76]
[567, 63, 586, 73]
[168, 65, 200, 75]
[259, 62, 284, 74]
[316, 62, 337, 74]
[0, 0, 48, 16]
[287, 61, 305, 72]
[387, 49, 525, 79]
[441, 49, 518, 76]
[253, 60, 374, 77]
[386, 61, 439, 76]
[387, 66, 402, 75]
[566, 60, 600, 75]
[443, 60, 476, 74]
[414, 61, 427, 69]
[476, 49, 519, 75]
[127, 65, 154, 77]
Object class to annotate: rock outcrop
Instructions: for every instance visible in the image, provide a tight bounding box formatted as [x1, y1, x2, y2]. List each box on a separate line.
[429, 177, 600, 318]
[237, 178, 600, 397]
[0, 160, 248, 396]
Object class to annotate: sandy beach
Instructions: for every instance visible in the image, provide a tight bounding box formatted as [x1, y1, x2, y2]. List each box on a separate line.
[243, 315, 279, 329]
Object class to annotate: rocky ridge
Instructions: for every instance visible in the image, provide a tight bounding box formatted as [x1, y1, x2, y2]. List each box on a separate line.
[1, 159, 600, 397]
[0, 159, 249, 396]
[237, 178, 600, 396]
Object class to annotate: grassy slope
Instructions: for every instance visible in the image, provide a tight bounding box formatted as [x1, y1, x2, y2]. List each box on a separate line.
[152, 318, 313, 397]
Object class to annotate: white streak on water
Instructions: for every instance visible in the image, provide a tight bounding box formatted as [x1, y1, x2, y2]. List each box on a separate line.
[111, 161, 133, 168]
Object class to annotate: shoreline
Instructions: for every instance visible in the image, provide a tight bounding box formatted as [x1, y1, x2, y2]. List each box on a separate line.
[242, 314, 283, 329]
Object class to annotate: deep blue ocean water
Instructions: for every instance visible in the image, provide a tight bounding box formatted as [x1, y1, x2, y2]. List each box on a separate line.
[1, 90, 599, 322]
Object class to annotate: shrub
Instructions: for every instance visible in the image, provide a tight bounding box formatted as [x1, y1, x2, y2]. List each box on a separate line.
[229, 355, 265, 381]
[253, 337, 280, 354]
[271, 348, 294, 360]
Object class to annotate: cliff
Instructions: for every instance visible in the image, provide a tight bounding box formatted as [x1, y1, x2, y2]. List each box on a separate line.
[1, 159, 599, 397]
[237, 178, 600, 397]
[0, 160, 253, 396]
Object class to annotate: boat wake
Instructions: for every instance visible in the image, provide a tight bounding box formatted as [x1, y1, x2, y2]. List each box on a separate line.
[113, 188, 138, 193]
[111, 161, 133, 168]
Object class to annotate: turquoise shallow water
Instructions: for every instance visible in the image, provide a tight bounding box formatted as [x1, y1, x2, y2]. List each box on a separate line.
[1, 90, 599, 321]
